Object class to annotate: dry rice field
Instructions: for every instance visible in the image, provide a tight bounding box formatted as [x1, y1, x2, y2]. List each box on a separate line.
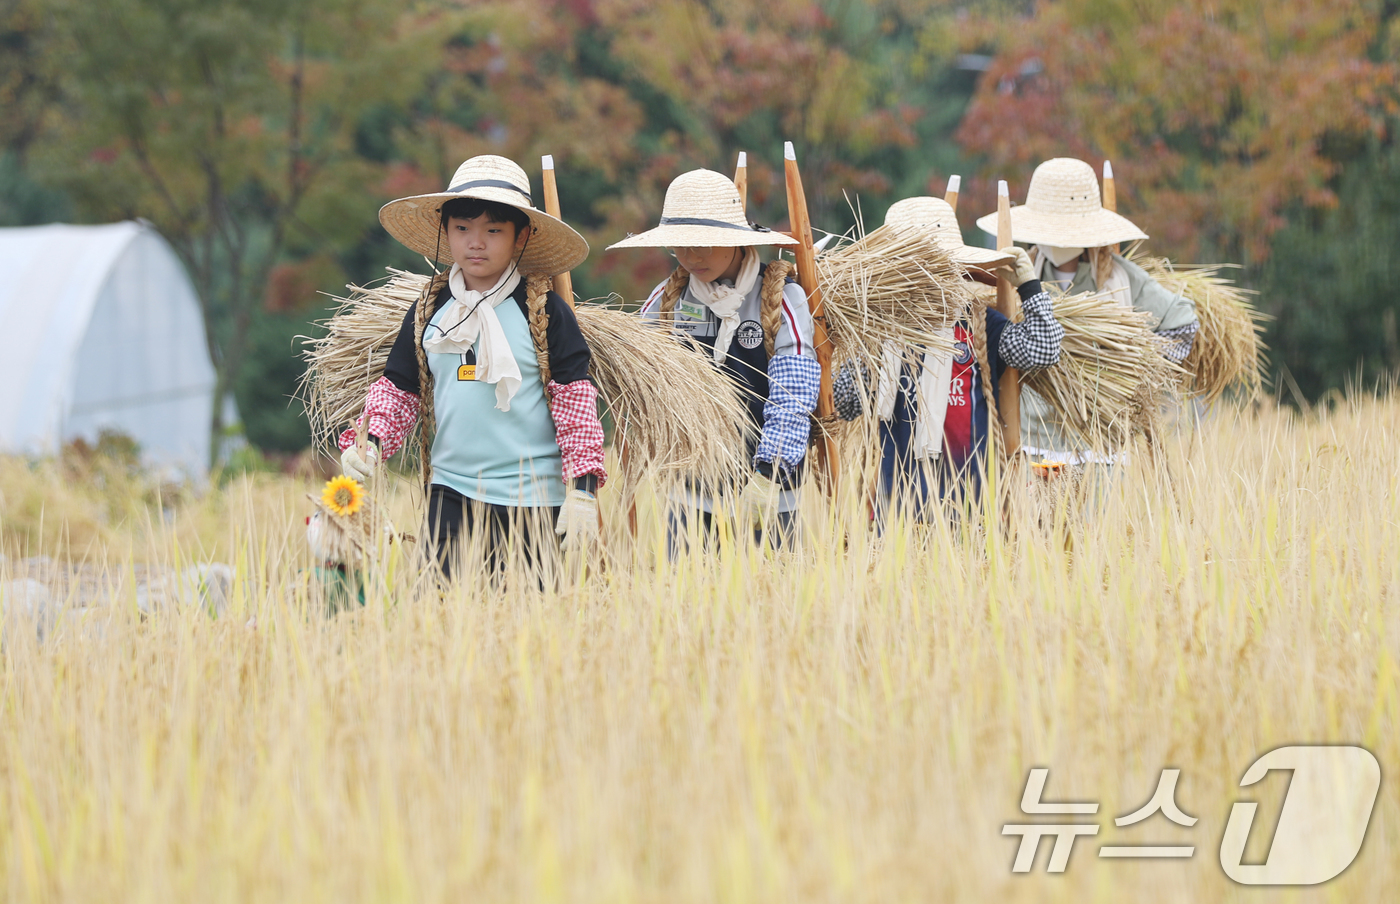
[0, 394, 1396, 902]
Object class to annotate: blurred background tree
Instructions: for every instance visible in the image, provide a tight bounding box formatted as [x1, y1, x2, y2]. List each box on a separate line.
[953, 0, 1399, 398]
[2, 0, 1394, 454]
[26, 0, 447, 454]
[0, 0, 70, 224]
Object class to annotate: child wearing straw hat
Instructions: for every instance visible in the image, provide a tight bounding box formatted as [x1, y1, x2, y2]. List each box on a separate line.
[609, 168, 816, 545]
[975, 157, 1198, 460]
[336, 155, 607, 575]
[834, 197, 1063, 514]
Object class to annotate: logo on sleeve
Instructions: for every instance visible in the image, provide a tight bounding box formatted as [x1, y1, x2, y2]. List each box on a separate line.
[736, 320, 764, 350]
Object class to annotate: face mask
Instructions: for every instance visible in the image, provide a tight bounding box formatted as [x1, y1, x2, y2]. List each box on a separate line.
[1039, 244, 1085, 268]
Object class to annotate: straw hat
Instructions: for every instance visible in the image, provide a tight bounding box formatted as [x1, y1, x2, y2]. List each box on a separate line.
[884, 197, 1012, 268]
[378, 155, 588, 276]
[975, 158, 1148, 248]
[607, 169, 797, 250]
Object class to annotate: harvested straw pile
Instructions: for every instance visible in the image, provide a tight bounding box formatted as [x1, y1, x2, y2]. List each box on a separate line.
[816, 224, 974, 370]
[1133, 254, 1266, 403]
[301, 270, 421, 452]
[572, 304, 750, 484]
[1005, 286, 1185, 452]
[300, 269, 751, 485]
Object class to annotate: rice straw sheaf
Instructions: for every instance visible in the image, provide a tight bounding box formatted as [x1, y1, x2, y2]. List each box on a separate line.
[999, 286, 1184, 453]
[571, 304, 751, 485]
[816, 223, 974, 372]
[1131, 253, 1267, 403]
[300, 269, 422, 456]
[300, 269, 751, 486]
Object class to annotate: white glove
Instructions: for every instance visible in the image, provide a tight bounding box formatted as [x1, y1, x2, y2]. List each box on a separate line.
[340, 442, 380, 482]
[735, 471, 782, 531]
[555, 488, 600, 553]
[995, 246, 1037, 288]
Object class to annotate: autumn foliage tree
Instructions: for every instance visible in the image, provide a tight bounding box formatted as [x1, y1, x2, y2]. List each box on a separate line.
[9, 0, 1397, 451]
[32, 0, 446, 456]
[380, 0, 940, 299]
[954, 0, 1398, 262]
[587, 0, 936, 291]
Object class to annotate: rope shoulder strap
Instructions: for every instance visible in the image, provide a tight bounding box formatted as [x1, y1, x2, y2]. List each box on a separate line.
[524, 274, 554, 389]
[759, 259, 792, 358]
[413, 270, 452, 488]
[656, 266, 689, 328]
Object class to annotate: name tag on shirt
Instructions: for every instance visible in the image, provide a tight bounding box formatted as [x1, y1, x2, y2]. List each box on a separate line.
[457, 349, 477, 382]
[678, 301, 706, 321]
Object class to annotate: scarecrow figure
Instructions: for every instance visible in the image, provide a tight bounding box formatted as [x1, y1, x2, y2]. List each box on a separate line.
[303, 472, 416, 613]
[834, 197, 1064, 517]
[336, 155, 606, 576]
[975, 157, 1198, 461]
[610, 169, 817, 547]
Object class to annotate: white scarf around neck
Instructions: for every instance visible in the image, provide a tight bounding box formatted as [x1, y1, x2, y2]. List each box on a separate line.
[874, 331, 956, 461]
[687, 247, 761, 363]
[422, 263, 524, 411]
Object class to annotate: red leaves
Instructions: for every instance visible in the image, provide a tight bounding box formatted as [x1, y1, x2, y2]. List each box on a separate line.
[955, 0, 1398, 262]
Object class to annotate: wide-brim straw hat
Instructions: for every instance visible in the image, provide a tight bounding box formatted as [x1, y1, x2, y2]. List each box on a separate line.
[379, 155, 588, 276]
[975, 157, 1149, 248]
[607, 169, 797, 250]
[884, 197, 1012, 268]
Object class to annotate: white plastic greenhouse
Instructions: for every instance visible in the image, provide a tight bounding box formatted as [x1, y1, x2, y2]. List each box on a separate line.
[0, 221, 218, 477]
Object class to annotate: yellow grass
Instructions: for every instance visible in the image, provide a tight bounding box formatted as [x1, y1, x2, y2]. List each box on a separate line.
[1, 395, 1398, 901]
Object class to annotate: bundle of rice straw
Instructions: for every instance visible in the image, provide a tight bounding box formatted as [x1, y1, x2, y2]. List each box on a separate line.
[301, 270, 422, 452]
[571, 304, 750, 484]
[816, 223, 974, 370]
[1002, 286, 1185, 453]
[300, 269, 751, 486]
[1131, 254, 1267, 403]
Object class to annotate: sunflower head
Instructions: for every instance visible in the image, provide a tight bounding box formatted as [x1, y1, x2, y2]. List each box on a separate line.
[322, 475, 365, 517]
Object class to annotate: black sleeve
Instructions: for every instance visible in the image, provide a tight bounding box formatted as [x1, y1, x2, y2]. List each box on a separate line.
[382, 302, 425, 397]
[985, 307, 1010, 386]
[543, 290, 592, 385]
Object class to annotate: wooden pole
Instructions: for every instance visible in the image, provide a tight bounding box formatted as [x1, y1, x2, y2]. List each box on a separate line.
[540, 155, 574, 310]
[734, 151, 748, 212]
[544, 154, 611, 543]
[1102, 160, 1120, 256]
[994, 179, 1021, 454]
[783, 141, 839, 494]
[944, 174, 961, 212]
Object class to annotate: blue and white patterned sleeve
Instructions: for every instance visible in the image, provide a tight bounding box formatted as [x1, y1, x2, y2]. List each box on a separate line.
[755, 354, 820, 469]
[832, 361, 866, 421]
[998, 281, 1063, 371]
[1156, 322, 1199, 363]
